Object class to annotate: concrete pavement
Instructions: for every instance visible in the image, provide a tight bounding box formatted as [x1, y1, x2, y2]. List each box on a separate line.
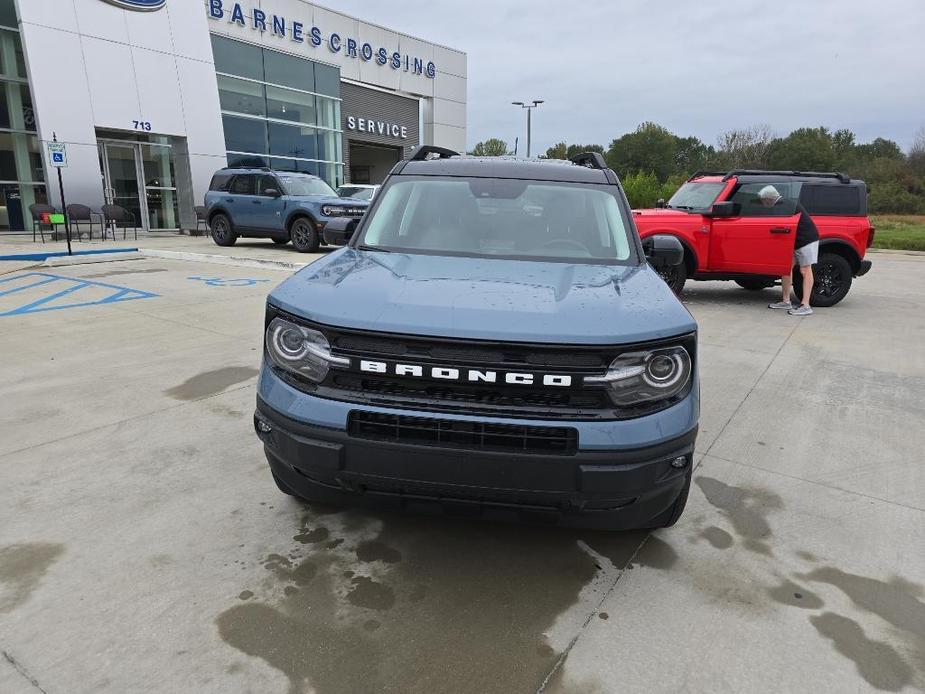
[1, 252, 923, 694]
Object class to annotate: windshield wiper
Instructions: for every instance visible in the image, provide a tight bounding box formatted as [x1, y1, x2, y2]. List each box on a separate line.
[357, 244, 391, 253]
[670, 204, 694, 210]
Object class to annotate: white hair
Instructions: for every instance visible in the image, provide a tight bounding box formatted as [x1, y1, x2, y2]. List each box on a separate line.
[758, 185, 781, 201]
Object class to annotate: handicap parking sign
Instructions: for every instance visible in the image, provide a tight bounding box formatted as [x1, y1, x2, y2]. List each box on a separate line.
[47, 142, 67, 168]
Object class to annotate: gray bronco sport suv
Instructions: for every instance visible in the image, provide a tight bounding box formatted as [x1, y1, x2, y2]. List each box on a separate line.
[254, 146, 698, 530]
[204, 167, 368, 252]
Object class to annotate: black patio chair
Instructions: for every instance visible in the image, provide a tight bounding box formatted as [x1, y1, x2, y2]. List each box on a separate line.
[101, 204, 138, 240]
[66, 204, 103, 241]
[194, 205, 209, 235]
[29, 203, 61, 243]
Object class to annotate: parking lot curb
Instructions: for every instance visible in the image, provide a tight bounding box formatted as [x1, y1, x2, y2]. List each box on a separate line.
[139, 248, 311, 271]
[43, 253, 144, 267]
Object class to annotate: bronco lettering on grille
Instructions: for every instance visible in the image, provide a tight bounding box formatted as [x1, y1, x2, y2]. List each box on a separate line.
[358, 359, 573, 387]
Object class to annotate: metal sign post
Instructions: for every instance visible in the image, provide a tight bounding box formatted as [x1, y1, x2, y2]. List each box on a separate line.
[48, 133, 71, 255]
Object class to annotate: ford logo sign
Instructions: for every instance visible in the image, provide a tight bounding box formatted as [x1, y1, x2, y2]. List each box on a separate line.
[101, 0, 166, 10]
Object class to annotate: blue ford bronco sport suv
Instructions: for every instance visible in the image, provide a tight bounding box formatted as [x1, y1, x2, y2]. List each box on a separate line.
[204, 167, 368, 253]
[254, 147, 698, 530]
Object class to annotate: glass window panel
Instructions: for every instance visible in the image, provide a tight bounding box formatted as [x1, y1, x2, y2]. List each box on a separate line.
[316, 96, 340, 130]
[266, 85, 315, 124]
[141, 144, 176, 189]
[222, 115, 267, 155]
[0, 184, 47, 231]
[314, 62, 340, 97]
[317, 130, 341, 162]
[294, 160, 320, 176]
[146, 188, 179, 229]
[211, 35, 263, 81]
[0, 30, 26, 79]
[227, 152, 268, 168]
[268, 122, 317, 160]
[0, 1, 16, 27]
[217, 75, 265, 117]
[0, 81, 29, 129]
[263, 49, 314, 92]
[0, 131, 42, 181]
[269, 157, 299, 173]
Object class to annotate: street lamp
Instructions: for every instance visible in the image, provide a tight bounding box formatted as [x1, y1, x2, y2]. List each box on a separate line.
[511, 100, 543, 158]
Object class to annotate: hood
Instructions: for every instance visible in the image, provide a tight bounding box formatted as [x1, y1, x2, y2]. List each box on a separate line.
[632, 208, 691, 217]
[268, 249, 696, 345]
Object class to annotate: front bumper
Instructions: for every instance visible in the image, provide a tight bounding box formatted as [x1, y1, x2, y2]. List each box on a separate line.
[856, 259, 872, 277]
[255, 397, 697, 530]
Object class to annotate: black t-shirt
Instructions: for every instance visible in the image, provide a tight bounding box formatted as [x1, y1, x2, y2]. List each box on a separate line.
[794, 202, 820, 249]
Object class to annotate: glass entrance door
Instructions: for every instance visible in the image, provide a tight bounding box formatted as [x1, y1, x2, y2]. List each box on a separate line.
[99, 139, 180, 231]
[101, 142, 143, 228]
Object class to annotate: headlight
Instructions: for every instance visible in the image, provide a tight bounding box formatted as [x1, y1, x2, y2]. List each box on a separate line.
[585, 346, 691, 407]
[265, 317, 349, 383]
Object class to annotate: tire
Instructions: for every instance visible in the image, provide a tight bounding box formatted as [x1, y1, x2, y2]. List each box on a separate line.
[272, 472, 296, 496]
[654, 257, 687, 294]
[290, 217, 320, 253]
[735, 278, 774, 291]
[272, 237, 289, 246]
[793, 252, 853, 307]
[210, 213, 237, 247]
[645, 472, 691, 529]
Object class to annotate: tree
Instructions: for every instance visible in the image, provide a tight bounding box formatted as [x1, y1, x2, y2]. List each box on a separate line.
[766, 127, 836, 171]
[565, 143, 604, 159]
[909, 127, 925, 177]
[606, 122, 684, 181]
[713, 125, 774, 170]
[544, 142, 567, 159]
[469, 138, 510, 157]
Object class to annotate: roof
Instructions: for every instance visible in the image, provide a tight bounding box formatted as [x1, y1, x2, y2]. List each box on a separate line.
[689, 169, 861, 185]
[398, 156, 613, 183]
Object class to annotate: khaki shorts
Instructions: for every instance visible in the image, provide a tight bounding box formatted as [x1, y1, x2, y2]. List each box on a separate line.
[794, 241, 819, 267]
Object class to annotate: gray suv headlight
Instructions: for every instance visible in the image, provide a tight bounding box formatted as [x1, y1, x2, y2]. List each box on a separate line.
[265, 317, 349, 383]
[584, 346, 692, 406]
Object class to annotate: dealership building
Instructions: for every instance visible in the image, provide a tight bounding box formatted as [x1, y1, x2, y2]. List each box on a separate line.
[3, 0, 466, 233]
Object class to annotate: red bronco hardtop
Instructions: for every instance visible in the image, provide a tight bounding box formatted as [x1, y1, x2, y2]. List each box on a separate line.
[635, 170, 873, 306]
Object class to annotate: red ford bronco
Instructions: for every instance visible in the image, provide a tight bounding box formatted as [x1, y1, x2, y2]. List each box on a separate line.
[634, 170, 874, 306]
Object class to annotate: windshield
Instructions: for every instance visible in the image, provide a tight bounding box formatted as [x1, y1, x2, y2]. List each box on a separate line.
[337, 186, 376, 200]
[667, 182, 725, 210]
[279, 175, 337, 197]
[356, 176, 635, 264]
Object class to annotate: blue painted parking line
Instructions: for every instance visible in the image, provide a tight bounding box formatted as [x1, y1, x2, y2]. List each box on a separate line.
[187, 276, 271, 287]
[0, 248, 138, 262]
[0, 272, 158, 317]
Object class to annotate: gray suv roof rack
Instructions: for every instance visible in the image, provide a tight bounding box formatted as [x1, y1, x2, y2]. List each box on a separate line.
[408, 145, 459, 161]
[569, 152, 608, 170]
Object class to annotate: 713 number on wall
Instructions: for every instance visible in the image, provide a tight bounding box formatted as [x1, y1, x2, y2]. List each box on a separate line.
[133, 120, 152, 131]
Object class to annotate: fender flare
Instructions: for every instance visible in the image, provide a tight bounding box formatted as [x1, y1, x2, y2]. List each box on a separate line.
[284, 210, 318, 233]
[818, 239, 861, 272]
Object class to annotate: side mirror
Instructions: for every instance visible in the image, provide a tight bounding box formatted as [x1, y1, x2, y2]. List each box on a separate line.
[643, 234, 684, 267]
[655, 198, 666, 209]
[706, 201, 740, 218]
[323, 217, 358, 246]
[263, 188, 281, 198]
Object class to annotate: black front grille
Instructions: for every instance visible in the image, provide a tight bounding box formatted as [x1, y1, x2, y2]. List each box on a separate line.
[348, 411, 578, 455]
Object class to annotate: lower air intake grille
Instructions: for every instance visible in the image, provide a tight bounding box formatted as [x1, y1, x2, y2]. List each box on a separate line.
[348, 411, 578, 456]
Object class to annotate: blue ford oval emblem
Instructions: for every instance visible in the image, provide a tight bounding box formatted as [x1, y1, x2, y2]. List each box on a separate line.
[101, 0, 166, 10]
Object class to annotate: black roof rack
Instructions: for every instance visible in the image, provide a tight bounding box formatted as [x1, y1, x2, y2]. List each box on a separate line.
[687, 171, 728, 181]
[721, 169, 851, 183]
[407, 145, 459, 161]
[220, 165, 272, 171]
[569, 152, 608, 170]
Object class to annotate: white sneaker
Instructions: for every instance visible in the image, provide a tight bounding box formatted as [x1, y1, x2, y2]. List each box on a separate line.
[768, 301, 793, 309]
[788, 305, 813, 316]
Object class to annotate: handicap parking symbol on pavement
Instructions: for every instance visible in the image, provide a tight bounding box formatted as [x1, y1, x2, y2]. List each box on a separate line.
[0, 272, 158, 316]
[187, 276, 271, 287]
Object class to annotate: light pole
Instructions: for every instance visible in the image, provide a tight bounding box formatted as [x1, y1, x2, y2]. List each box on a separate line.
[512, 100, 543, 158]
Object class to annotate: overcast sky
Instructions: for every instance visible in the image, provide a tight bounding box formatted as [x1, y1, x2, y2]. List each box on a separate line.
[328, 0, 925, 154]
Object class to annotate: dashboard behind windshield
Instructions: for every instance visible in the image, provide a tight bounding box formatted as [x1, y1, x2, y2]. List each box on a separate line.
[356, 176, 636, 264]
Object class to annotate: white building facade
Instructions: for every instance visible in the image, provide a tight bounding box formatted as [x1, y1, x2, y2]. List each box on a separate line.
[7, 0, 466, 233]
